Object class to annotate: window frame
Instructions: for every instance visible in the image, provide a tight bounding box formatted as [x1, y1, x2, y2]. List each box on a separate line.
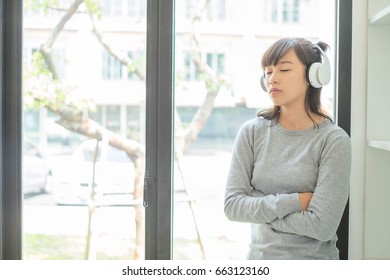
[144, 0, 174, 260]
[335, 0, 353, 260]
[0, 0, 23, 260]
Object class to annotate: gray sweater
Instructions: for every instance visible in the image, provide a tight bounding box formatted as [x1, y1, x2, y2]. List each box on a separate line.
[224, 117, 351, 259]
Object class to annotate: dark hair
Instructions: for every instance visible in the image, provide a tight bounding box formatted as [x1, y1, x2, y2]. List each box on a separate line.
[257, 37, 333, 126]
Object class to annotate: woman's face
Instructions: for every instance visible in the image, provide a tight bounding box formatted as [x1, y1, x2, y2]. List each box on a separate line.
[263, 48, 308, 109]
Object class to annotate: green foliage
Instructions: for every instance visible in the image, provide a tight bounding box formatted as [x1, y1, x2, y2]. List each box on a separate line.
[23, 233, 135, 260]
[23, 51, 55, 110]
[23, 234, 85, 260]
[23, 0, 103, 20]
[23, 51, 91, 113]
[32, 51, 51, 76]
[84, 0, 103, 20]
[127, 57, 146, 75]
[24, 0, 60, 15]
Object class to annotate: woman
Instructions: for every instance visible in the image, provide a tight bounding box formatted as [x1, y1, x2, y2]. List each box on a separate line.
[224, 38, 351, 259]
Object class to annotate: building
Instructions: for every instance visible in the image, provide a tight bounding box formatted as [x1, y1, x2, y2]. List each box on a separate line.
[23, 0, 334, 151]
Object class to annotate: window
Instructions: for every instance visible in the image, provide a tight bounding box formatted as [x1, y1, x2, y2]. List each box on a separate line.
[102, 50, 123, 80]
[106, 105, 121, 133]
[183, 52, 224, 81]
[127, 50, 144, 80]
[283, 0, 300, 23]
[206, 52, 225, 75]
[127, 0, 146, 18]
[271, 0, 301, 23]
[207, 0, 226, 21]
[184, 52, 200, 81]
[186, 0, 226, 21]
[103, 0, 146, 18]
[103, 50, 143, 81]
[185, 0, 197, 19]
[21, 0, 147, 260]
[103, 0, 123, 17]
[172, 0, 338, 259]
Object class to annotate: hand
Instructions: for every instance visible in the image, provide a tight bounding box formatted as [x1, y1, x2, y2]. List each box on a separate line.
[298, 192, 313, 211]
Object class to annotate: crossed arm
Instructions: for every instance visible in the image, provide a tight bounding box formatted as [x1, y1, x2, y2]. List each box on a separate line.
[224, 128, 351, 241]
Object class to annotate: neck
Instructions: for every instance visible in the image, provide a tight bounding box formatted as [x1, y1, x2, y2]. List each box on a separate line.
[279, 107, 322, 130]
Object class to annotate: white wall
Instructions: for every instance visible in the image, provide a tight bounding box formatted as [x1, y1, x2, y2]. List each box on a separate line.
[349, 0, 368, 259]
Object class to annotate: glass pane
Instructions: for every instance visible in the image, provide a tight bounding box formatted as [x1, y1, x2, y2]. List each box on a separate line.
[22, 0, 146, 260]
[173, 0, 336, 259]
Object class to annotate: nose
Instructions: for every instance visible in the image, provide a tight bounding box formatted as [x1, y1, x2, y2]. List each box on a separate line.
[269, 72, 279, 85]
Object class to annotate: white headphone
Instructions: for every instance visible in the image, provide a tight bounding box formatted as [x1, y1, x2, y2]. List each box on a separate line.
[260, 44, 331, 91]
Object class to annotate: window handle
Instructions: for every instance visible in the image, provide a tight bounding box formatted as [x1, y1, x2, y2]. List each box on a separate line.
[143, 170, 154, 208]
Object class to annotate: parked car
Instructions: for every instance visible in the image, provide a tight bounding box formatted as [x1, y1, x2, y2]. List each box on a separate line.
[23, 140, 53, 195]
[52, 139, 135, 205]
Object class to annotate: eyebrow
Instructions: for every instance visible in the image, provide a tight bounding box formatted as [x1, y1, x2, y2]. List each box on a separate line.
[277, 60, 294, 65]
[265, 60, 294, 69]
[264, 60, 294, 70]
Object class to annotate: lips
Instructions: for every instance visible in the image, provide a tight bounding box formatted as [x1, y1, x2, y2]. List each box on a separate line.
[270, 87, 281, 95]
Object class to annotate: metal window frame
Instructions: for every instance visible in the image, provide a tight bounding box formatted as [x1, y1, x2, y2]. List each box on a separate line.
[145, 0, 353, 260]
[335, 0, 352, 260]
[0, 0, 23, 260]
[144, 0, 174, 260]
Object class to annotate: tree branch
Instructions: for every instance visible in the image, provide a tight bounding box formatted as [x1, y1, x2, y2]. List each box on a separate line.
[39, 0, 85, 80]
[87, 9, 146, 81]
[179, 0, 230, 152]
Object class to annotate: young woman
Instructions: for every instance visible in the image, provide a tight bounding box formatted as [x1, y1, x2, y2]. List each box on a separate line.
[224, 38, 351, 259]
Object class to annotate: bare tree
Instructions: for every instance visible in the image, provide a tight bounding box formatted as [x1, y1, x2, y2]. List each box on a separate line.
[24, 0, 231, 259]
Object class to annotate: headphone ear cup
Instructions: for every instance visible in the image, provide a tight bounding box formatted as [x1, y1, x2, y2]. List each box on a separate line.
[260, 75, 267, 92]
[307, 62, 322, 88]
[317, 53, 331, 85]
[307, 45, 331, 88]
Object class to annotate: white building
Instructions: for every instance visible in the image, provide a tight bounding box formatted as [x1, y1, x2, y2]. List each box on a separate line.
[23, 0, 335, 149]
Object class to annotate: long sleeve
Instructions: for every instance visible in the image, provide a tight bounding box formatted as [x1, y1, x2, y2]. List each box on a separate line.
[226, 118, 351, 259]
[224, 121, 302, 224]
[267, 135, 351, 241]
